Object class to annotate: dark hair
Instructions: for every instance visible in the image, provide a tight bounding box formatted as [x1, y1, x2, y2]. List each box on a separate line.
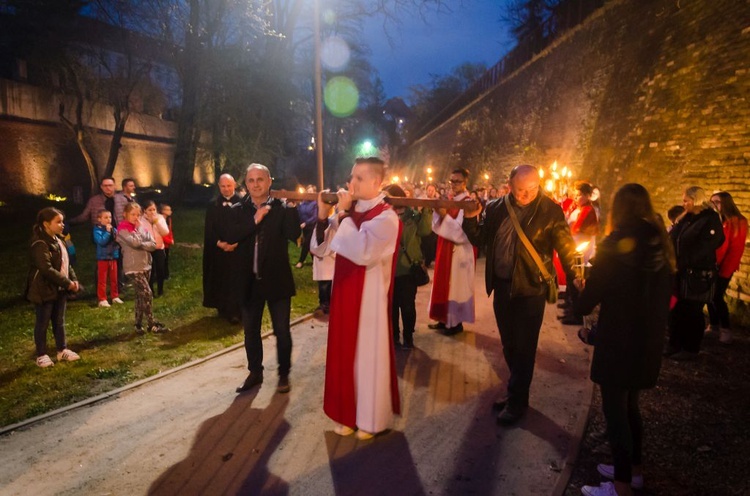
[383, 184, 406, 198]
[574, 181, 594, 196]
[712, 191, 745, 221]
[609, 183, 676, 272]
[141, 200, 156, 210]
[33, 207, 64, 235]
[159, 203, 171, 211]
[451, 167, 469, 179]
[122, 177, 135, 188]
[100, 176, 115, 185]
[667, 205, 685, 223]
[354, 157, 386, 181]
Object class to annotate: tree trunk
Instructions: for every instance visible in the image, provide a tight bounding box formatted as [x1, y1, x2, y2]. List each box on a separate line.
[103, 105, 129, 180]
[59, 99, 99, 197]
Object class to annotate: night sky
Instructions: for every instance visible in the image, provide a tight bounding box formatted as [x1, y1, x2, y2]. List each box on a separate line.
[362, 0, 513, 101]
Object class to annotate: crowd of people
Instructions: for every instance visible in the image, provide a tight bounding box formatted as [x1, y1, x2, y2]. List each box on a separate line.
[26, 161, 746, 495]
[27, 177, 175, 366]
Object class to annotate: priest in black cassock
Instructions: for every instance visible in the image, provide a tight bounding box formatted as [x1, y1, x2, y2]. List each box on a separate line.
[203, 173, 243, 322]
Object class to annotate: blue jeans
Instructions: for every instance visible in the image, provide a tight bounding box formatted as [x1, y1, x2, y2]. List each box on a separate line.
[34, 294, 68, 356]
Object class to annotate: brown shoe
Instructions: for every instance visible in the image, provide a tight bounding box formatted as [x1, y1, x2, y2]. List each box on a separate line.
[277, 375, 291, 394]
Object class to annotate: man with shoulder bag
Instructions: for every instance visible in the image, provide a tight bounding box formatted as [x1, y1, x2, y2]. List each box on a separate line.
[463, 164, 578, 425]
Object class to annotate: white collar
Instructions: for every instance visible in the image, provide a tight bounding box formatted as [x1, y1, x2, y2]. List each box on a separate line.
[355, 193, 385, 213]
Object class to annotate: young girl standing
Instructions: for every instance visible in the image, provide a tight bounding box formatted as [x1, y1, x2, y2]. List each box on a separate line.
[116, 203, 169, 334]
[26, 207, 81, 367]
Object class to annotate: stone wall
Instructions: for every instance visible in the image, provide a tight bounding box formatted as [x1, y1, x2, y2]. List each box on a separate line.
[0, 79, 213, 199]
[405, 0, 750, 313]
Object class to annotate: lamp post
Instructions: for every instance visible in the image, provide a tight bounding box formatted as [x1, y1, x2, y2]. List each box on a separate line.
[313, 0, 324, 191]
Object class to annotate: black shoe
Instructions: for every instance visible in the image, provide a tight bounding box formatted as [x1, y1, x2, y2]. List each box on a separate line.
[236, 373, 263, 393]
[497, 404, 527, 426]
[560, 316, 583, 326]
[277, 375, 291, 394]
[135, 324, 145, 335]
[402, 335, 414, 349]
[444, 323, 464, 336]
[428, 322, 446, 330]
[149, 322, 171, 333]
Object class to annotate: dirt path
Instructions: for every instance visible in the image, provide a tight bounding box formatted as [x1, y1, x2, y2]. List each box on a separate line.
[0, 260, 592, 495]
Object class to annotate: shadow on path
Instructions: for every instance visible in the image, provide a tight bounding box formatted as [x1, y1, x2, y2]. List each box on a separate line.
[149, 391, 290, 495]
[325, 430, 425, 496]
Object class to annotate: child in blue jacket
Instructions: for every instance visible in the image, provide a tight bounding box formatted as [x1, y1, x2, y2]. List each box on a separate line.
[93, 209, 123, 307]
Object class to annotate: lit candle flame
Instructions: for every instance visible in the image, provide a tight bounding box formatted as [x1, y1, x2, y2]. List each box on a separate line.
[539, 169, 544, 178]
[545, 179, 555, 192]
[297, 186, 305, 194]
[576, 241, 590, 253]
[392, 176, 400, 183]
[551, 161, 558, 171]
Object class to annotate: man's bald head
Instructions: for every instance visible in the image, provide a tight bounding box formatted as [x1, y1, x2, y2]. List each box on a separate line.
[218, 173, 236, 198]
[509, 164, 541, 206]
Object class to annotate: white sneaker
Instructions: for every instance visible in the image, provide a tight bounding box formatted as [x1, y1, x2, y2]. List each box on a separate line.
[112, 297, 124, 304]
[36, 355, 54, 368]
[98, 300, 111, 307]
[596, 463, 644, 489]
[581, 481, 618, 496]
[719, 328, 733, 344]
[57, 349, 80, 362]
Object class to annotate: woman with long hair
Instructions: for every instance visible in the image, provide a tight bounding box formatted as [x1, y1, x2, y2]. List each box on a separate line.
[575, 184, 675, 496]
[708, 191, 747, 343]
[667, 186, 725, 360]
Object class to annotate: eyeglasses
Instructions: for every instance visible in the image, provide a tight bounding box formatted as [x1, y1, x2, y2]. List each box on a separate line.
[449, 179, 465, 184]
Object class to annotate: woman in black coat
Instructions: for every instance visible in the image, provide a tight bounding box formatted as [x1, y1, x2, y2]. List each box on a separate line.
[575, 184, 676, 496]
[667, 186, 725, 360]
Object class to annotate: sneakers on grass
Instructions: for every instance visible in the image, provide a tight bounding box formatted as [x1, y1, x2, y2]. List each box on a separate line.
[596, 464, 644, 489]
[112, 297, 124, 304]
[57, 349, 80, 362]
[36, 355, 54, 368]
[98, 300, 111, 307]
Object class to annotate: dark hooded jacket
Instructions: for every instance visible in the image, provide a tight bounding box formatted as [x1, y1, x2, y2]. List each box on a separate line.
[26, 228, 78, 304]
[575, 219, 673, 389]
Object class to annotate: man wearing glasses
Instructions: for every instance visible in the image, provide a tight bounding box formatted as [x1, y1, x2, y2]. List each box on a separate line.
[428, 167, 476, 336]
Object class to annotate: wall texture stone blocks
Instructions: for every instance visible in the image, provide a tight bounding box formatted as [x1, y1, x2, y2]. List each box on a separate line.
[405, 0, 750, 316]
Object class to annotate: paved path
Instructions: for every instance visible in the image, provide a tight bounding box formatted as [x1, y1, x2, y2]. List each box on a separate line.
[0, 260, 592, 495]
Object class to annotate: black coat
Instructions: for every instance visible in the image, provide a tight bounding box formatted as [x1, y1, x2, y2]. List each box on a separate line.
[463, 193, 577, 297]
[221, 196, 301, 301]
[26, 228, 77, 304]
[670, 208, 725, 271]
[575, 220, 672, 389]
[202, 194, 243, 310]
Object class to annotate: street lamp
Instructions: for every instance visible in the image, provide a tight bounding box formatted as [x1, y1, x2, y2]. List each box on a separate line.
[313, 0, 324, 191]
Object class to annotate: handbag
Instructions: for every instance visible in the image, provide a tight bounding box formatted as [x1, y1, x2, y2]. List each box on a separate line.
[506, 196, 557, 304]
[679, 267, 716, 303]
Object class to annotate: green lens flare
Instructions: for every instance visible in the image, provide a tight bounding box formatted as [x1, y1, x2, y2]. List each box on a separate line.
[324, 77, 359, 117]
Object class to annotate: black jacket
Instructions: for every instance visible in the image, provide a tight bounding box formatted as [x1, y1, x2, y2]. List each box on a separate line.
[463, 193, 577, 297]
[575, 219, 672, 389]
[221, 196, 301, 301]
[26, 228, 77, 304]
[670, 208, 725, 271]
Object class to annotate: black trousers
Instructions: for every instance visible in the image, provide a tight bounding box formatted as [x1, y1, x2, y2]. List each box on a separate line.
[668, 298, 705, 353]
[150, 249, 167, 296]
[317, 280, 332, 311]
[492, 279, 546, 408]
[707, 276, 731, 328]
[391, 274, 418, 341]
[241, 294, 292, 377]
[297, 224, 315, 264]
[421, 232, 438, 267]
[600, 385, 643, 484]
[34, 294, 68, 356]
[164, 247, 171, 279]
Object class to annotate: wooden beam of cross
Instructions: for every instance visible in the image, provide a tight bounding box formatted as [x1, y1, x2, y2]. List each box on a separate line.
[270, 190, 480, 211]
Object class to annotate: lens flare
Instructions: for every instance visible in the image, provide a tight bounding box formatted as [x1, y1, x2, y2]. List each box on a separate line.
[321, 36, 350, 71]
[324, 77, 359, 117]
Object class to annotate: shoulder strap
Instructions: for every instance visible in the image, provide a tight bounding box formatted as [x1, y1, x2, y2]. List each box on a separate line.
[505, 195, 553, 281]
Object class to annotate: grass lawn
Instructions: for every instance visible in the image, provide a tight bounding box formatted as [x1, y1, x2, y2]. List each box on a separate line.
[0, 198, 319, 428]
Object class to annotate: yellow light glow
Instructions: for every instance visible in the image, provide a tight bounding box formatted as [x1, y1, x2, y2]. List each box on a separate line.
[44, 194, 67, 202]
[392, 176, 400, 183]
[403, 176, 408, 182]
[297, 186, 305, 194]
[567, 170, 573, 178]
[576, 241, 591, 253]
[539, 169, 544, 178]
[426, 167, 432, 174]
[427, 176, 433, 182]
[552, 172, 560, 180]
[545, 179, 555, 192]
[551, 161, 558, 171]
[484, 173, 490, 180]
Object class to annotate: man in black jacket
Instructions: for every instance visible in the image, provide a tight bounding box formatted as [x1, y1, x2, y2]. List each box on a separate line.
[221, 164, 301, 394]
[463, 164, 577, 425]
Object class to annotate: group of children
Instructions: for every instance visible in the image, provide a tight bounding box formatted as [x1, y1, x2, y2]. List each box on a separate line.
[27, 202, 174, 368]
